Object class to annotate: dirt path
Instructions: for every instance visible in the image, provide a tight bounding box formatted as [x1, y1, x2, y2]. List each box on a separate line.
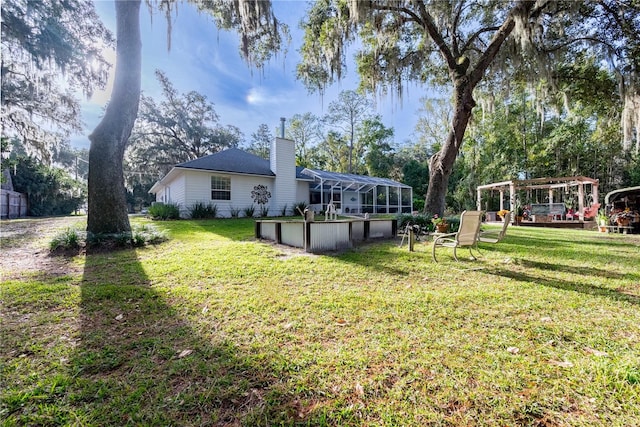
[0, 216, 86, 280]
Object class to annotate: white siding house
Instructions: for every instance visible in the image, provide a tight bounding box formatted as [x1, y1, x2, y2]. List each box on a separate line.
[149, 137, 412, 218]
[150, 138, 309, 218]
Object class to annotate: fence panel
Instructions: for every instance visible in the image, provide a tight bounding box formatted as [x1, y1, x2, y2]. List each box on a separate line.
[1, 189, 28, 218]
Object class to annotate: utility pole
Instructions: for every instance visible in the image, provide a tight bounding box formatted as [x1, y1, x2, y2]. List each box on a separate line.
[74, 155, 89, 215]
[75, 155, 89, 181]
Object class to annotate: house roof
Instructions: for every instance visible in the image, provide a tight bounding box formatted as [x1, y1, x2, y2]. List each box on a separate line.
[177, 148, 275, 176]
[175, 149, 313, 180]
[296, 166, 313, 180]
[149, 148, 313, 194]
[149, 148, 407, 194]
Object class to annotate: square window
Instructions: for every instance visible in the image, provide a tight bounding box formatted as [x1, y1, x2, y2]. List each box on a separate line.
[211, 175, 231, 200]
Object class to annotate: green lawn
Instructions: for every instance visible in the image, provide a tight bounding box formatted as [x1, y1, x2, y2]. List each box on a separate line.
[1, 218, 639, 426]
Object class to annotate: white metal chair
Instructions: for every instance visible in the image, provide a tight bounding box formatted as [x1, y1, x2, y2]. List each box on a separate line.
[478, 214, 510, 243]
[432, 210, 483, 262]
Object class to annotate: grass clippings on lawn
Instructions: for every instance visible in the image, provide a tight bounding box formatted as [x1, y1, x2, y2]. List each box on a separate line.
[1, 217, 639, 426]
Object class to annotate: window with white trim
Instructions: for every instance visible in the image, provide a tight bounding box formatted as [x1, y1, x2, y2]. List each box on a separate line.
[211, 175, 231, 200]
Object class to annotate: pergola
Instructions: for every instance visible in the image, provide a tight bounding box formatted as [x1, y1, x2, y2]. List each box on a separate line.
[476, 176, 599, 221]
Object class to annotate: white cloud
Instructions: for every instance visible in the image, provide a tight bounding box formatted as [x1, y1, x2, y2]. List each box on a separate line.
[246, 86, 298, 106]
[246, 87, 266, 105]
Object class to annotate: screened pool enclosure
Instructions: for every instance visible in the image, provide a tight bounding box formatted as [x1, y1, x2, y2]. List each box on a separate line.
[301, 169, 413, 215]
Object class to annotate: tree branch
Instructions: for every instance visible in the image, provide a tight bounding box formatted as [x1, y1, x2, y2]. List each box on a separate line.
[469, 2, 538, 87]
[541, 36, 618, 55]
[409, 0, 457, 70]
[368, 2, 422, 25]
[460, 26, 500, 54]
[451, 1, 465, 57]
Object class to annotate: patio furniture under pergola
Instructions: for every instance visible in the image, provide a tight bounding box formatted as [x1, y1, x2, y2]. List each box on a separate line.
[476, 176, 599, 222]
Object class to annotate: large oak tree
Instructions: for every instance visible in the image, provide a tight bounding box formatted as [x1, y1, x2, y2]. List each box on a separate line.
[297, 0, 640, 215]
[87, 0, 142, 234]
[87, 0, 286, 235]
[127, 70, 243, 181]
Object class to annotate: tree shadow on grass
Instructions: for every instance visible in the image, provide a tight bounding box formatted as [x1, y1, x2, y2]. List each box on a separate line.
[70, 247, 303, 425]
[330, 236, 497, 276]
[157, 218, 257, 242]
[480, 263, 639, 306]
[517, 259, 637, 281]
[503, 233, 640, 249]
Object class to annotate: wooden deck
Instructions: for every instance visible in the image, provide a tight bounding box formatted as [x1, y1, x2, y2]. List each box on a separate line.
[518, 220, 592, 229]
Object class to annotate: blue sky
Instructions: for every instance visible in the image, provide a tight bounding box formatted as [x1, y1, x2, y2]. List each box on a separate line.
[74, 1, 426, 150]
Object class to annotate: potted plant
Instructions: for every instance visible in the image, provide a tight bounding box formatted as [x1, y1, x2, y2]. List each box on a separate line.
[596, 210, 609, 232]
[497, 209, 510, 222]
[613, 208, 633, 227]
[515, 204, 524, 225]
[432, 215, 449, 233]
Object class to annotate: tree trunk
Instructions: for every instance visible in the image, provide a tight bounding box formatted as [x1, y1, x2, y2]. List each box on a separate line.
[424, 80, 475, 216]
[87, 0, 141, 235]
[420, 2, 528, 217]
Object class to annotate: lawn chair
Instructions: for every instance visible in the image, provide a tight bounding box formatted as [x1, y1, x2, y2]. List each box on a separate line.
[478, 214, 510, 243]
[432, 210, 483, 262]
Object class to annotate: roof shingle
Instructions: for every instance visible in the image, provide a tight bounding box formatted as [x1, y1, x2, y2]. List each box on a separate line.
[177, 148, 274, 176]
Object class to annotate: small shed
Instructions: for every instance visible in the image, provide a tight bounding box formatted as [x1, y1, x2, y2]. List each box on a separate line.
[477, 176, 599, 222]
